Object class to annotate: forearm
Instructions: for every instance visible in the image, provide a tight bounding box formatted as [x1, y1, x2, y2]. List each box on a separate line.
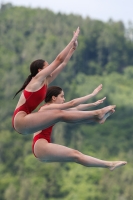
[48, 48, 75, 83]
[57, 40, 75, 63]
[71, 93, 95, 107]
[74, 103, 96, 111]
[56, 27, 79, 63]
[36, 27, 79, 82]
[72, 97, 106, 111]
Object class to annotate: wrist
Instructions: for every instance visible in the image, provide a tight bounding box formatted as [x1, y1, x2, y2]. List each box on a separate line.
[91, 93, 95, 97]
[72, 47, 76, 50]
[93, 102, 96, 106]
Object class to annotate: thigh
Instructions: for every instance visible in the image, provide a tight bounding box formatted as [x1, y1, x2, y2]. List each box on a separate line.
[14, 110, 62, 134]
[34, 139, 80, 162]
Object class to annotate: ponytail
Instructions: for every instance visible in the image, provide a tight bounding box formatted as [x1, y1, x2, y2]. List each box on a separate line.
[13, 74, 32, 98]
[13, 59, 45, 98]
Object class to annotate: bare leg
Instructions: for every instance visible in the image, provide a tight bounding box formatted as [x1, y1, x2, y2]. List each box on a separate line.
[71, 109, 115, 125]
[14, 105, 116, 134]
[34, 140, 127, 171]
[99, 109, 115, 123]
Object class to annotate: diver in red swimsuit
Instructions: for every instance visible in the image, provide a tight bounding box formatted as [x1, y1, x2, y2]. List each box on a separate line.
[12, 27, 118, 136]
[32, 86, 127, 170]
[12, 84, 47, 132]
[12, 27, 80, 134]
[32, 125, 53, 157]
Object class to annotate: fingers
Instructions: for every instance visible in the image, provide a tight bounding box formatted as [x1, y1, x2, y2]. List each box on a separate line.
[97, 84, 102, 89]
[75, 27, 80, 33]
[73, 27, 80, 39]
[71, 27, 80, 44]
[99, 97, 106, 103]
[102, 97, 106, 101]
[98, 84, 102, 87]
[95, 97, 106, 105]
[95, 84, 103, 91]
[93, 84, 103, 95]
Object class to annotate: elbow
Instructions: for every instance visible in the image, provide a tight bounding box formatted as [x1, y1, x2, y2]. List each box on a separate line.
[56, 55, 64, 64]
[69, 100, 77, 108]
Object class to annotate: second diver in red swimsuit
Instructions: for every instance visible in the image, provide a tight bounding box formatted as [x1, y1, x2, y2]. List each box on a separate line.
[32, 86, 127, 170]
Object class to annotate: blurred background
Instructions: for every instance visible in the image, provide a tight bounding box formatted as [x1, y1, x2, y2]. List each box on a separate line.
[0, 1, 133, 199]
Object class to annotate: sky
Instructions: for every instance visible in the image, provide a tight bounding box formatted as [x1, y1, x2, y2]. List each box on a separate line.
[1, 0, 133, 25]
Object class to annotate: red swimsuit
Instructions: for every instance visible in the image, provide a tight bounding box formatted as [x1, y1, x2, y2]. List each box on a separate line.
[32, 125, 54, 157]
[12, 84, 47, 131]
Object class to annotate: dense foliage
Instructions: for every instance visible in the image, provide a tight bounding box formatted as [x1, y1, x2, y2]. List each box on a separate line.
[0, 3, 133, 200]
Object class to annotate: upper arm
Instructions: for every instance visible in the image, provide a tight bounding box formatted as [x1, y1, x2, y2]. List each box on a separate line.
[45, 48, 75, 84]
[35, 58, 62, 83]
[46, 62, 67, 84]
[39, 101, 74, 111]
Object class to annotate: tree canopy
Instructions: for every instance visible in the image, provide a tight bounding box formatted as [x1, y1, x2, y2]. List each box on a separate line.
[0, 3, 133, 200]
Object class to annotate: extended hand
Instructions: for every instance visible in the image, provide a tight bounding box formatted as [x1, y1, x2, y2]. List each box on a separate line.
[94, 97, 106, 106]
[72, 27, 80, 42]
[73, 40, 78, 49]
[92, 84, 103, 96]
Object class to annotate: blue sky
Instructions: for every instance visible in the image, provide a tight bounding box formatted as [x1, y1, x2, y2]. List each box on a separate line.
[1, 0, 133, 25]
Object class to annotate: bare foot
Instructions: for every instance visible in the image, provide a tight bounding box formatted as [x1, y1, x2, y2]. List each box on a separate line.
[97, 105, 116, 120]
[108, 161, 127, 171]
[87, 108, 115, 124]
[99, 109, 115, 124]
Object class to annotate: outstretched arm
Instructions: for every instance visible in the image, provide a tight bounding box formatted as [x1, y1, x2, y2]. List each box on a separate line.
[47, 41, 78, 84]
[35, 27, 80, 83]
[39, 84, 103, 111]
[69, 97, 106, 111]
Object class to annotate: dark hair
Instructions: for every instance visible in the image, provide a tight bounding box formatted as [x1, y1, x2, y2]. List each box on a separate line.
[13, 59, 45, 98]
[45, 86, 62, 103]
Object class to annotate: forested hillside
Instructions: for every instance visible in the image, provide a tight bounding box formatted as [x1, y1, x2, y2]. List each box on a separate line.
[0, 3, 133, 200]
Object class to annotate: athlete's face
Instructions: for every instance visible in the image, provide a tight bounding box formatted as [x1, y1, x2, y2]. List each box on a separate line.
[53, 91, 65, 104]
[38, 61, 49, 72]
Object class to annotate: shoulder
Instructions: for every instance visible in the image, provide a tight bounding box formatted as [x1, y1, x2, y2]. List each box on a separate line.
[26, 78, 47, 91]
[39, 104, 49, 111]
